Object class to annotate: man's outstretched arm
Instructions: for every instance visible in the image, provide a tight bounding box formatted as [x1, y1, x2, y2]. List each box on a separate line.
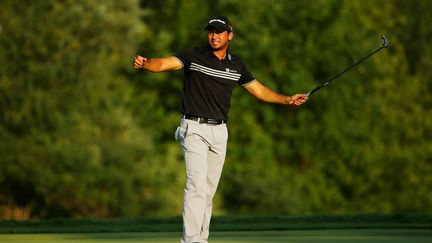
[133, 55, 183, 72]
[243, 80, 308, 107]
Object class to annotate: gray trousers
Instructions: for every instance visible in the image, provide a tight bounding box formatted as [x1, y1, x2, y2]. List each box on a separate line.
[175, 118, 228, 243]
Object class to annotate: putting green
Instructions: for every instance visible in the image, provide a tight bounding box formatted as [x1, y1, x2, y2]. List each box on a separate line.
[1, 230, 431, 243]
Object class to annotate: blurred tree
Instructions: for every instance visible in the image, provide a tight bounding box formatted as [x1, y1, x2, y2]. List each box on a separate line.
[0, 0, 183, 218]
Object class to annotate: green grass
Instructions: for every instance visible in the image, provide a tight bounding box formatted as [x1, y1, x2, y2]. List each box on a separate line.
[1, 230, 432, 243]
[1, 214, 431, 233]
[1, 214, 431, 242]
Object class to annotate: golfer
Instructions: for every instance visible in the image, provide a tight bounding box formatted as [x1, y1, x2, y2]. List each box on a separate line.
[133, 16, 308, 243]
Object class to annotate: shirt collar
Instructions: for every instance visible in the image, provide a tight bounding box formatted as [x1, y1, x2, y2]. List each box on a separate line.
[205, 44, 232, 62]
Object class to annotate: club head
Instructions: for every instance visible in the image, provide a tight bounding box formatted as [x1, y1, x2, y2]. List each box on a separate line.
[382, 35, 389, 48]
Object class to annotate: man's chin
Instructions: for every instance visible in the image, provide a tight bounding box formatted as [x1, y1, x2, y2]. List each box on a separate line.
[210, 45, 223, 50]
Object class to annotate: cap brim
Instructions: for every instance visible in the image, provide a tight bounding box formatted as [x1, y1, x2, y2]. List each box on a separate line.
[204, 24, 227, 32]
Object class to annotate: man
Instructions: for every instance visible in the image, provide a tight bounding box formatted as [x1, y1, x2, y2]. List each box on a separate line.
[133, 16, 307, 243]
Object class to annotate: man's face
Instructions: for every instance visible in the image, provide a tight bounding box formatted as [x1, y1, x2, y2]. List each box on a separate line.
[207, 28, 232, 50]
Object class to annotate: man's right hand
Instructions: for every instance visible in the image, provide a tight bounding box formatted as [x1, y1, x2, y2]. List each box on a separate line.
[132, 55, 183, 72]
[133, 55, 147, 69]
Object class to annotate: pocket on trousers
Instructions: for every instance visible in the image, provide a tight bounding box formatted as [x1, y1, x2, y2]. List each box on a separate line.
[175, 127, 180, 141]
[175, 121, 188, 141]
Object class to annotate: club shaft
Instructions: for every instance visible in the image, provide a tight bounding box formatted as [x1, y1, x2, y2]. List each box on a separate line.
[307, 46, 385, 97]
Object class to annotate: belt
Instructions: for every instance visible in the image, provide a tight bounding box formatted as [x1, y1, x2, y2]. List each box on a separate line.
[182, 114, 227, 125]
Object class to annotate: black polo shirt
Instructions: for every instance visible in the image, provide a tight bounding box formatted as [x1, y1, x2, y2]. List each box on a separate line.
[174, 45, 256, 120]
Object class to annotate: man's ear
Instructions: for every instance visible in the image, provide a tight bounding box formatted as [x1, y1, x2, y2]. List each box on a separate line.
[228, 31, 233, 41]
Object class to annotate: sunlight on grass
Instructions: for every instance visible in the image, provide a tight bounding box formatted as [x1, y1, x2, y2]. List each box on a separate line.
[1, 230, 432, 243]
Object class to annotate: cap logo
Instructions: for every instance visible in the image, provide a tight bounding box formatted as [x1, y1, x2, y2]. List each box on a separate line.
[209, 19, 226, 25]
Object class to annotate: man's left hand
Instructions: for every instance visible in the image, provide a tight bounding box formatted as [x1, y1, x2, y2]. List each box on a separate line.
[290, 94, 308, 107]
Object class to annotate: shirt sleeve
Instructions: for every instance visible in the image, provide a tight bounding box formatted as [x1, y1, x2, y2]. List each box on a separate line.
[238, 61, 256, 86]
[174, 48, 194, 70]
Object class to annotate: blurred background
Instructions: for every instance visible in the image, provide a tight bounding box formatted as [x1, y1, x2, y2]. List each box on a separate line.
[0, 0, 431, 220]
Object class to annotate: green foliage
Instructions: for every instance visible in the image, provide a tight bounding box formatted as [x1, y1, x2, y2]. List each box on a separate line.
[0, 0, 431, 219]
[0, 0, 183, 218]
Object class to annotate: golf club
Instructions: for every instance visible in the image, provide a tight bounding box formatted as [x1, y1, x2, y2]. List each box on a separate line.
[306, 35, 389, 97]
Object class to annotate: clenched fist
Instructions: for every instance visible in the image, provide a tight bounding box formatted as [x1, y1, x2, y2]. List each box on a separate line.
[133, 55, 147, 69]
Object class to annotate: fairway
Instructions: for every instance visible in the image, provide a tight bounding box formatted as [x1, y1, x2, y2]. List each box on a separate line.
[1, 230, 432, 243]
[1, 215, 431, 242]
